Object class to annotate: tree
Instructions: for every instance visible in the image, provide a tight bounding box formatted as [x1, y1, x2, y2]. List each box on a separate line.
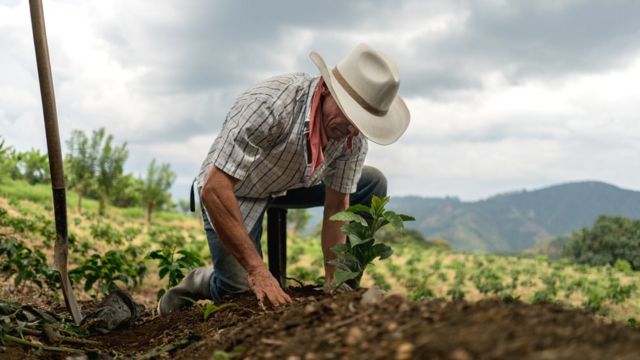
[563, 215, 640, 270]
[65, 128, 128, 215]
[65, 129, 101, 213]
[0, 138, 20, 183]
[17, 149, 50, 185]
[96, 130, 129, 215]
[140, 159, 176, 225]
[111, 174, 144, 208]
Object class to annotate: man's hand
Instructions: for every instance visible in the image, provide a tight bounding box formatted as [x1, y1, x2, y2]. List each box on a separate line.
[247, 266, 292, 308]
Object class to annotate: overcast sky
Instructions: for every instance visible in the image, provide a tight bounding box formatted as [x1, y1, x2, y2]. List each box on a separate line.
[2, 0, 640, 201]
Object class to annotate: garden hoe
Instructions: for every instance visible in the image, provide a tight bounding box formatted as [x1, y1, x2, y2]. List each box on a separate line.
[29, 0, 83, 325]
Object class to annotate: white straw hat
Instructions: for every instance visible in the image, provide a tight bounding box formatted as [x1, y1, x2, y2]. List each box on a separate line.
[309, 43, 410, 145]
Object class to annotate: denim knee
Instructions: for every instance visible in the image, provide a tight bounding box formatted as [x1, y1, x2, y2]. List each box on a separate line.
[352, 166, 388, 206]
[362, 166, 388, 198]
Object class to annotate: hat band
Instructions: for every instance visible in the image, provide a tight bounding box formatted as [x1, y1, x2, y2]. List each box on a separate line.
[332, 67, 388, 116]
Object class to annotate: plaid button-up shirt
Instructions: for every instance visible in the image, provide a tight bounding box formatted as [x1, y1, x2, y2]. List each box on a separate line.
[196, 73, 368, 231]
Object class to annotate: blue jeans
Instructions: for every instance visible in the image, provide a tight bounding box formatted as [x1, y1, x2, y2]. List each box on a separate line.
[202, 165, 387, 301]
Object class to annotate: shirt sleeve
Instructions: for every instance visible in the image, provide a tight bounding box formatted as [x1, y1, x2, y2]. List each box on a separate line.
[211, 97, 282, 181]
[323, 134, 368, 194]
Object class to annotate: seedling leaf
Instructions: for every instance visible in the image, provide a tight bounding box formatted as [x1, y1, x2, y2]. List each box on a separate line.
[383, 211, 404, 231]
[334, 268, 360, 285]
[346, 204, 371, 215]
[371, 243, 393, 260]
[330, 211, 368, 226]
[203, 303, 235, 321]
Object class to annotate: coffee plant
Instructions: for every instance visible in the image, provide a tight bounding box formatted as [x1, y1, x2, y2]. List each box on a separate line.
[147, 245, 204, 300]
[328, 195, 414, 289]
[0, 236, 60, 291]
[69, 245, 147, 296]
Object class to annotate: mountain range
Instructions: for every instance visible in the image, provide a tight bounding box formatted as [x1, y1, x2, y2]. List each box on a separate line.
[306, 181, 640, 253]
[385, 181, 640, 253]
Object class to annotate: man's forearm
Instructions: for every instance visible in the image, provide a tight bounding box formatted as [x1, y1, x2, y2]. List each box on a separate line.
[201, 172, 264, 274]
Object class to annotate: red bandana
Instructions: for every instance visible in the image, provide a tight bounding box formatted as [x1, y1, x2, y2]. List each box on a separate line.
[308, 79, 328, 176]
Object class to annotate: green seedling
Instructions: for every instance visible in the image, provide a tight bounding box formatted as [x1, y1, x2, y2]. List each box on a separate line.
[180, 297, 235, 321]
[148, 246, 203, 300]
[328, 195, 414, 289]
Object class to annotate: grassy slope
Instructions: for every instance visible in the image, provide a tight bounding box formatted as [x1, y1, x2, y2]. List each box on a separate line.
[1, 179, 639, 323]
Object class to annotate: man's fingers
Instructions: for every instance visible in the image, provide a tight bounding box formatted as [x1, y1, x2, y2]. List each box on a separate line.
[248, 268, 293, 308]
[276, 289, 292, 305]
[282, 291, 292, 303]
[265, 288, 291, 307]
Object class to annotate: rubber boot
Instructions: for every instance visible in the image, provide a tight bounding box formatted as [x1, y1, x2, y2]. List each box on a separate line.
[158, 266, 213, 315]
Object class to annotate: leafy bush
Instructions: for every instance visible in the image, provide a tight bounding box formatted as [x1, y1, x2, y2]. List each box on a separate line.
[329, 196, 414, 289]
[563, 216, 640, 270]
[90, 222, 123, 245]
[470, 267, 505, 295]
[0, 236, 60, 291]
[69, 246, 147, 296]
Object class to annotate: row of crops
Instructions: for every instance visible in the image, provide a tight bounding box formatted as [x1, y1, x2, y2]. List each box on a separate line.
[287, 233, 640, 323]
[1, 185, 639, 325]
[0, 193, 208, 303]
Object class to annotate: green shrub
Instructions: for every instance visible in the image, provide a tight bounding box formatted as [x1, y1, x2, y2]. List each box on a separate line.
[69, 246, 147, 296]
[563, 216, 640, 270]
[0, 236, 60, 291]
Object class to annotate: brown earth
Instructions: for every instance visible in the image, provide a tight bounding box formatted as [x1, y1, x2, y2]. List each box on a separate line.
[2, 287, 640, 359]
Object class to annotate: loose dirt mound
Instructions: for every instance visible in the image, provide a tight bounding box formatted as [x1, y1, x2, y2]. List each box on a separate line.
[4, 287, 640, 359]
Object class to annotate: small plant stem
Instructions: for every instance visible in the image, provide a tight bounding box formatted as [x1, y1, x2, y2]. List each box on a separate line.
[138, 336, 195, 359]
[42, 325, 101, 346]
[285, 276, 304, 287]
[4, 334, 84, 354]
[260, 338, 286, 346]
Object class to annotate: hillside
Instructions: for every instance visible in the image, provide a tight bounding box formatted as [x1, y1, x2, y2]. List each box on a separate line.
[384, 181, 640, 253]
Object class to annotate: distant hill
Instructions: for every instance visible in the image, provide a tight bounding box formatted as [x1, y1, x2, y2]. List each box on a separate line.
[384, 181, 640, 253]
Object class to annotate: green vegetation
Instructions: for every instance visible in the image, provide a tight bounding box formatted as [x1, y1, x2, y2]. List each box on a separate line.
[0, 177, 206, 302]
[181, 297, 235, 321]
[141, 159, 177, 225]
[329, 195, 414, 288]
[563, 215, 640, 270]
[2, 131, 177, 224]
[148, 246, 204, 301]
[1, 169, 640, 325]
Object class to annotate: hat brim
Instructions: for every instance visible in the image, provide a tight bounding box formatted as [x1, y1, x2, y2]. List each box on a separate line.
[310, 51, 410, 145]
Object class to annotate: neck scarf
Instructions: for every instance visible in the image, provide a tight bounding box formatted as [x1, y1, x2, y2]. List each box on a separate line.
[308, 78, 328, 176]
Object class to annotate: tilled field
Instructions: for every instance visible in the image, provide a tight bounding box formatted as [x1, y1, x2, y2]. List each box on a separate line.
[3, 287, 640, 359]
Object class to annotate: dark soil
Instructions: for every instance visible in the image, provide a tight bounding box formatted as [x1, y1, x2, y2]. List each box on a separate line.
[3, 287, 640, 359]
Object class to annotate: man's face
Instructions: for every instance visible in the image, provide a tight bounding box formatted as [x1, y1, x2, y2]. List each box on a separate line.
[321, 92, 359, 141]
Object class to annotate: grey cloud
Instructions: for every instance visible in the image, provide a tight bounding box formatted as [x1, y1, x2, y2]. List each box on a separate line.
[405, 0, 640, 97]
[53, 0, 640, 177]
[96, 0, 383, 96]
